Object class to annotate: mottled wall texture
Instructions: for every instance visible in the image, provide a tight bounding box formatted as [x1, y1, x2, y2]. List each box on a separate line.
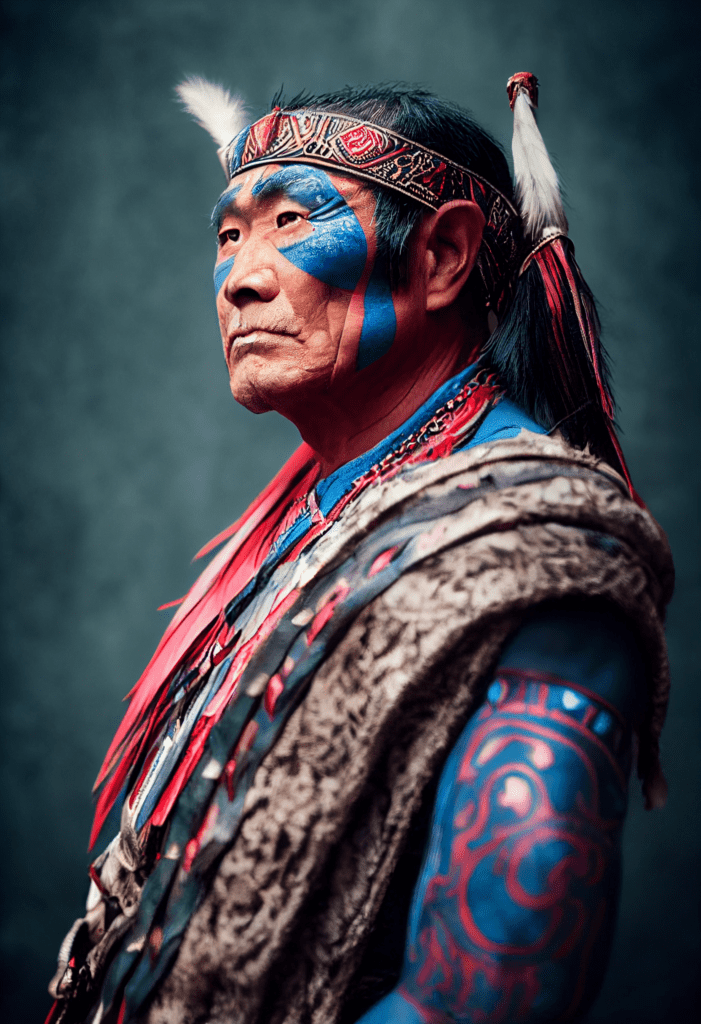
[1, 0, 699, 1019]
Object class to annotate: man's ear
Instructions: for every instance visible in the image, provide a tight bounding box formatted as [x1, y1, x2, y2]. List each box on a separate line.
[420, 200, 486, 312]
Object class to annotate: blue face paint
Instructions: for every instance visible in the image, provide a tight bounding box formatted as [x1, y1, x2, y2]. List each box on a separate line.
[252, 166, 367, 291]
[356, 260, 397, 370]
[214, 254, 235, 298]
[213, 163, 398, 371]
[253, 166, 396, 367]
[211, 182, 242, 231]
[213, 183, 243, 298]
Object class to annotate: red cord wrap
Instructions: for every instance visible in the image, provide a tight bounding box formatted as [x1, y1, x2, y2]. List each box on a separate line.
[507, 72, 539, 111]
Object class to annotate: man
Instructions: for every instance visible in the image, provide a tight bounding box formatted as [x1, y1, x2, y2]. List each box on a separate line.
[49, 76, 673, 1024]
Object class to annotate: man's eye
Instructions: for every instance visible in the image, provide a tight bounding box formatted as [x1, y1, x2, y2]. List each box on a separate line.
[276, 211, 303, 228]
[218, 228, 240, 246]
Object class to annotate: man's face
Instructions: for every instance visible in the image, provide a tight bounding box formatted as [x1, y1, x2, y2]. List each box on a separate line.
[213, 163, 405, 414]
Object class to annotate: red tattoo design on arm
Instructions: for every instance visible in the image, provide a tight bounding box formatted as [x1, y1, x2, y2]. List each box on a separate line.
[399, 675, 631, 1023]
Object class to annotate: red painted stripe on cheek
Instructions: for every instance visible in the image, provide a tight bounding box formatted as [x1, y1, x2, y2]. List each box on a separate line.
[330, 229, 377, 384]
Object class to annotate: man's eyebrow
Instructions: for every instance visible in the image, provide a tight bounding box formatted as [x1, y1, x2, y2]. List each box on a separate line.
[251, 170, 297, 202]
[211, 167, 340, 230]
[251, 166, 335, 209]
[211, 183, 243, 231]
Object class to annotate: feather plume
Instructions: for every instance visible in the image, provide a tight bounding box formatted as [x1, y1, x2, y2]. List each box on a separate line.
[176, 76, 248, 151]
[511, 87, 568, 242]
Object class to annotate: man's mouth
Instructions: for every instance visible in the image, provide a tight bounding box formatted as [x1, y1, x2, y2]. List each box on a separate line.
[226, 329, 296, 358]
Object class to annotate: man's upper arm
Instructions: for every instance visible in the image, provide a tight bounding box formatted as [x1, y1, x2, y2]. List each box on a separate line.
[497, 598, 643, 724]
[390, 599, 643, 1023]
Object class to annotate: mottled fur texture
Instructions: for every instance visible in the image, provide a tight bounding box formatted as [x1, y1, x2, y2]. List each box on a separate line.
[138, 434, 672, 1024]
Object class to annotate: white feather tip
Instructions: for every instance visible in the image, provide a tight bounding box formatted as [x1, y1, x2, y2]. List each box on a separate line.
[510, 83, 568, 242]
[176, 76, 248, 151]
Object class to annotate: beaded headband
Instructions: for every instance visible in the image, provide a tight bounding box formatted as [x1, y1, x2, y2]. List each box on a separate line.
[219, 108, 522, 314]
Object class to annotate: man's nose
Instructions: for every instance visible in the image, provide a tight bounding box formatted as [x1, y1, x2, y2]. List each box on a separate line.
[221, 236, 280, 306]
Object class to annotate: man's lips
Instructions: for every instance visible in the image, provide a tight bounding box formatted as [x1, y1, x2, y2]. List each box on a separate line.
[226, 329, 298, 359]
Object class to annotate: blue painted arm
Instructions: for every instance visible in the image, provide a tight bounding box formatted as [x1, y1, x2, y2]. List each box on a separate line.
[355, 599, 642, 1024]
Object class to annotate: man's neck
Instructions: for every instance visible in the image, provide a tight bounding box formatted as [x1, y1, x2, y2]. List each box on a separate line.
[286, 329, 482, 477]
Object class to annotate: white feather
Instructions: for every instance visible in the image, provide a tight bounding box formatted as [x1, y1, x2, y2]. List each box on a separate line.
[511, 90, 568, 242]
[175, 76, 248, 150]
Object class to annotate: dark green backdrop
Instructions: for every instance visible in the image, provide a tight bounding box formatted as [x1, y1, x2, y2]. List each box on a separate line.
[1, 1, 699, 1020]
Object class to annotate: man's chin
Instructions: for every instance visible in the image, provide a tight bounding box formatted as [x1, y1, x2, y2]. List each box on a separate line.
[228, 376, 274, 415]
[227, 361, 333, 418]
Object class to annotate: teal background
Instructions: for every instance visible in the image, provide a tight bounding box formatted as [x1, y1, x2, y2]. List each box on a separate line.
[1, 0, 699, 1019]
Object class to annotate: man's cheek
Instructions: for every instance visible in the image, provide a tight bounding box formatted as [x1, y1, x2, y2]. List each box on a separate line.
[278, 211, 367, 291]
[356, 261, 397, 371]
[214, 255, 235, 298]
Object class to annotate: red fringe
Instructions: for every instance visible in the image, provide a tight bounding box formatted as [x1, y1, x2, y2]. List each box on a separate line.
[90, 443, 319, 847]
[535, 240, 642, 507]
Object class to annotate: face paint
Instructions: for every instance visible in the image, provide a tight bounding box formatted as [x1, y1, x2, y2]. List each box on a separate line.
[211, 182, 243, 232]
[214, 162, 401, 376]
[356, 259, 397, 371]
[213, 183, 242, 298]
[252, 166, 367, 291]
[214, 254, 235, 297]
[253, 166, 396, 370]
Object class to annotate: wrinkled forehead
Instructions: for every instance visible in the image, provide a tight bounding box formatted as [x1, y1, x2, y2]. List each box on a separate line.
[212, 162, 374, 229]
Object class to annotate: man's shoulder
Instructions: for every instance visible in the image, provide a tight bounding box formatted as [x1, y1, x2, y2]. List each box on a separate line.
[336, 420, 663, 562]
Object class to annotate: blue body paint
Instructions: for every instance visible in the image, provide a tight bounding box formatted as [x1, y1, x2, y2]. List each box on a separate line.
[498, 598, 643, 721]
[468, 396, 547, 446]
[214, 255, 235, 297]
[357, 990, 425, 1023]
[211, 182, 242, 231]
[252, 166, 367, 291]
[356, 605, 639, 1023]
[213, 183, 242, 298]
[213, 163, 400, 369]
[357, 259, 397, 370]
